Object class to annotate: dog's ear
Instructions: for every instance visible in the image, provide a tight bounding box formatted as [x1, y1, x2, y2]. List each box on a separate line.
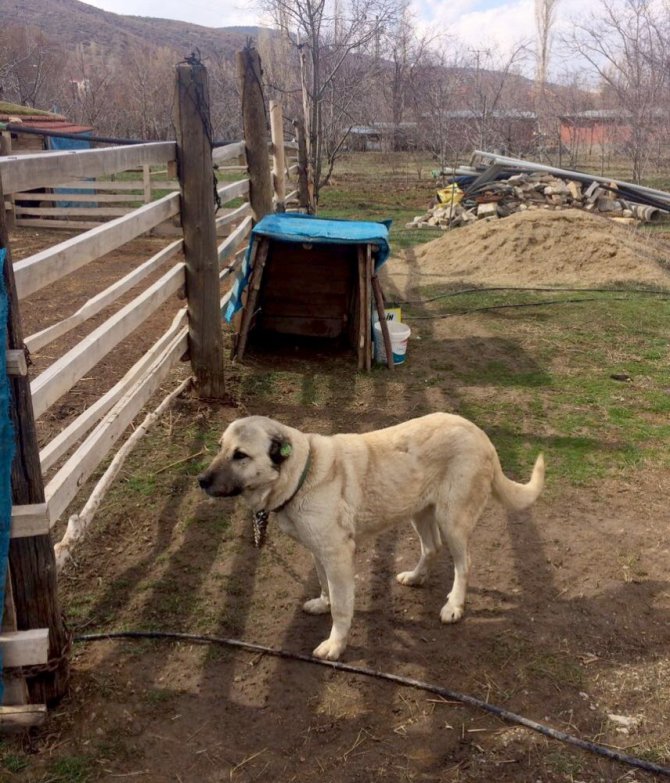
[269, 436, 292, 466]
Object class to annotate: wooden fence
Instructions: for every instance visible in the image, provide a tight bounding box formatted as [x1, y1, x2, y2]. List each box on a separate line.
[0, 52, 300, 728]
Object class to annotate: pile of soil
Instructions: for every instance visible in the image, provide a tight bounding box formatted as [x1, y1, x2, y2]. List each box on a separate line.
[388, 209, 670, 294]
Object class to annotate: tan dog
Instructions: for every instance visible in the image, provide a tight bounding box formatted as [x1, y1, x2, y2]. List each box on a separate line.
[198, 413, 544, 661]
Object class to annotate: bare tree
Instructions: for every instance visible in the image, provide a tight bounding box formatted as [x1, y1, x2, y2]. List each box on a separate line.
[0, 26, 65, 109]
[408, 46, 467, 170]
[262, 0, 400, 206]
[462, 44, 531, 152]
[567, 0, 669, 182]
[382, 1, 435, 151]
[535, 0, 560, 154]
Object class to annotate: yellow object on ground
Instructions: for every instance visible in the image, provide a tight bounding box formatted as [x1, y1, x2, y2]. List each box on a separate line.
[437, 184, 464, 205]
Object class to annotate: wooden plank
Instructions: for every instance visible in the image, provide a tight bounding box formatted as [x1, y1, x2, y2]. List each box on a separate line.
[143, 164, 151, 204]
[0, 142, 176, 194]
[260, 314, 343, 338]
[220, 249, 245, 282]
[10, 504, 50, 538]
[365, 244, 373, 371]
[372, 275, 394, 370]
[2, 571, 29, 708]
[0, 629, 49, 667]
[270, 101, 286, 211]
[54, 180, 150, 191]
[39, 308, 187, 473]
[212, 140, 245, 164]
[0, 705, 47, 729]
[45, 330, 187, 525]
[287, 164, 299, 175]
[217, 178, 250, 204]
[14, 192, 144, 203]
[14, 205, 133, 217]
[15, 218, 106, 230]
[236, 238, 269, 360]
[146, 181, 179, 191]
[30, 262, 185, 419]
[25, 239, 183, 354]
[357, 247, 366, 370]
[215, 202, 251, 229]
[14, 191, 180, 300]
[6, 349, 27, 377]
[217, 215, 252, 264]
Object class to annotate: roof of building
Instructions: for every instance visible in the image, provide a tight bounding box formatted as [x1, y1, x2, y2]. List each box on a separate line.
[0, 102, 93, 134]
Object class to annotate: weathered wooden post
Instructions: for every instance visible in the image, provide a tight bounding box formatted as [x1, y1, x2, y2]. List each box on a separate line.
[237, 46, 273, 223]
[0, 134, 16, 230]
[269, 101, 286, 213]
[0, 177, 69, 709]
[174, 58, 226, 399]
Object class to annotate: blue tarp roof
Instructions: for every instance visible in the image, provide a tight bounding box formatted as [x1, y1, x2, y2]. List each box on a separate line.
[224, 213, 392, 322]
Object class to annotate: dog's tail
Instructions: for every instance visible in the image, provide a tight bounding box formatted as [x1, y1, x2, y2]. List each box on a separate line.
[492, 452, 545, 512]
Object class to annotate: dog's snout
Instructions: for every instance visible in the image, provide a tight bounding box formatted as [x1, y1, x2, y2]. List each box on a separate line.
[198, 472, 212, 491]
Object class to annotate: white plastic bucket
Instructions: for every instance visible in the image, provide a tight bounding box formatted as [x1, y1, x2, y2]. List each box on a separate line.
[373, 320, 411, 365]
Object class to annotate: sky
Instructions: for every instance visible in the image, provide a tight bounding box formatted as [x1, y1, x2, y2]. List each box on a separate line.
[80, 0, 593, 76]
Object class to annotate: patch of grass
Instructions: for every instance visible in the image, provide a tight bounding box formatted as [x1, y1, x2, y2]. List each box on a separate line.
[46, 755, 93, 783]
[528, 652, 585, 689]
[1, 750, 29, 774]
[123, 473, 157, 496]
[145, 687, 176, 705]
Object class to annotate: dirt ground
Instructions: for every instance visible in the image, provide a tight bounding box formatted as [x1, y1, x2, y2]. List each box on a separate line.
[2, 217, 670, 783]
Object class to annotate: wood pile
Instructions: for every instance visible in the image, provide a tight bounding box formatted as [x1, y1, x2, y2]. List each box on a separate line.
[408, 172, 665, 231]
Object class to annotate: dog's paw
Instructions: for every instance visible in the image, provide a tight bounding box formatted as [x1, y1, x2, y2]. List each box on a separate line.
[313, 638, 346, 660]
[302, 596, 330, 615]
[440, 600, 464, 624]
[396, 570, 426, 587]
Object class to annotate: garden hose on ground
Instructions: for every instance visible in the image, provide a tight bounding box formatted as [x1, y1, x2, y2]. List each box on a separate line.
[75, 630, 670, 778]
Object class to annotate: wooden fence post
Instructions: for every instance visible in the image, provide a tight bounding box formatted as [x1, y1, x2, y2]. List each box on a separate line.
[237, 46, 273, 223]
[0, 178, 70, 706]
[269, 101, 286, 213]
[0, 134, 15, 230]
[173, 59, 226, 399]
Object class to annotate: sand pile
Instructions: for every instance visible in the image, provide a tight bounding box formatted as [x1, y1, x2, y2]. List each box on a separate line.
[387, 209, 670, 295]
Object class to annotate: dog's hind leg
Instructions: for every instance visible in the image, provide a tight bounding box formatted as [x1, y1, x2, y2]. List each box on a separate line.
[303, 555, 331, 615]
[437, 477, 490, 623]
[396, 509, 441, 587]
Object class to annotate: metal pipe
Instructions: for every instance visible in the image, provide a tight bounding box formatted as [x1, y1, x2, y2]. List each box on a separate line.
[471, 150, 670, 207]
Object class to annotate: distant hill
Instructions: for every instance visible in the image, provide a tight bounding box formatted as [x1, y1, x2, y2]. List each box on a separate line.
[0, 0, 270, 60]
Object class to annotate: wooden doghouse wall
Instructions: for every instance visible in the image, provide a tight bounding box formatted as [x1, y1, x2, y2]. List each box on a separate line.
[255, 241, 359, 342]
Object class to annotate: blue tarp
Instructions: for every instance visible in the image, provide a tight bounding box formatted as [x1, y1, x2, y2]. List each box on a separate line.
[224, 213, 392, 322]
[48, 133, 94, 208]
[0, 249, 16, 703]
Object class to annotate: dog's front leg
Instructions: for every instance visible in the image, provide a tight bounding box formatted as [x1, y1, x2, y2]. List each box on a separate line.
[312, 540, 355, 661]
[303, 555, 330, 615]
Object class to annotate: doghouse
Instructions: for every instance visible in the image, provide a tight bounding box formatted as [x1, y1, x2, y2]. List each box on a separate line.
[225, 213, 393, 369]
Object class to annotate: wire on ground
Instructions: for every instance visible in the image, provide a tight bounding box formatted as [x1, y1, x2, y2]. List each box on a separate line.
[76, 630, 670, 778]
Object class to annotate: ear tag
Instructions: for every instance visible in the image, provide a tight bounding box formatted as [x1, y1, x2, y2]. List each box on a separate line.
[280, 443, 292, 458]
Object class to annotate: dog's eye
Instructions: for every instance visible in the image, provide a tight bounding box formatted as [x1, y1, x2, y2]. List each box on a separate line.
[232, 450, 248, 461]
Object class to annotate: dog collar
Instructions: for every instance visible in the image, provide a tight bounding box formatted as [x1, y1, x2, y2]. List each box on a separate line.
[252, 449, 312, 548]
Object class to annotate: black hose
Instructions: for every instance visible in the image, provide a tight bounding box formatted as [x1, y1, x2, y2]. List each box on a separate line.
[397, 286, 670, 306]
[75, 630, 670, 778]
